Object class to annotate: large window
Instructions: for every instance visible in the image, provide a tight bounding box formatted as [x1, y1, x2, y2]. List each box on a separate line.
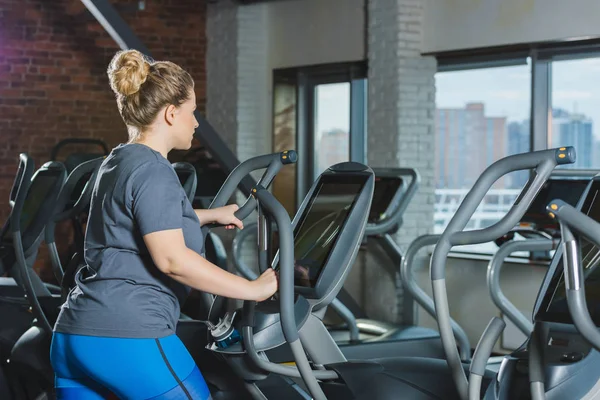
[435, 45, 600, 255]
[550, 57, 600, 170]
[435, 63, 531, 253]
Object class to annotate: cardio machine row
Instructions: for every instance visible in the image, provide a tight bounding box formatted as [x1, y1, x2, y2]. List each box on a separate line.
[3, 146, 600, 400]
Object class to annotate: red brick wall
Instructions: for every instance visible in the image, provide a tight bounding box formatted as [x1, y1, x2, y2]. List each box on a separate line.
[0, 0, 207, 281]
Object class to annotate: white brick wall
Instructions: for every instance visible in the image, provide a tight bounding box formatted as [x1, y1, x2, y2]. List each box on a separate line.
[361, 0, 437, 323]
[206, 0, 238, 151]
[236, 4, 271, 163]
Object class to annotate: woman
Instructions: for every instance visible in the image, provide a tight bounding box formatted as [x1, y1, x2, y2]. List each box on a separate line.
[50, 49, 278, 399]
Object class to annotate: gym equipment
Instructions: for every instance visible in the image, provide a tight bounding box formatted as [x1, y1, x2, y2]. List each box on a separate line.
[49, 138, 109, 173]
[233, 168, 450, 360]
[0, 155, 36, 359]
[45, 157, 104, 297]
[486, 177, 589, 337]
[5, 160, 67, 399]
[479, 174, 600, 399]
[200, 147, 583, 400]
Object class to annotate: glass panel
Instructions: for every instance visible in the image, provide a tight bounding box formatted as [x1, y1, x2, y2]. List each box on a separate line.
[551, 57, 600, 169]
[435, 62, 531, 254]
[314, 82, 350, 179]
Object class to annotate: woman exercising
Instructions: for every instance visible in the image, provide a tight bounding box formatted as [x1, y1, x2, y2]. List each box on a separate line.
[50, 49, 278, 399]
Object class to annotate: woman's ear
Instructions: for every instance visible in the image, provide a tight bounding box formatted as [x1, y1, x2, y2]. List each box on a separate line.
[164, 104, 177, 126]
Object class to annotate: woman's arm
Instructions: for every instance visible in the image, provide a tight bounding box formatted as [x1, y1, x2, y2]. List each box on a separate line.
[194, 209, 219, 226]
[194, 204, 244, 229]
[143, 228, 276, 301]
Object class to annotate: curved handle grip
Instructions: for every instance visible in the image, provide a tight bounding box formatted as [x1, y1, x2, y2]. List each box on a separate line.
[549, 202, 600, 351]
[468, 317, 506, 400]
[487, 238, 558, 337]
[401, 234, 471, 361]
[365, 168, 420, 236]
[431, 147, 574, 400]
[208, 151, 296, 210]
[232, 222, 260, 280]
[252, 186, 329, 400]
[1, 154, 34, 240]
[45, 157, 103, 282]
[202, 151, 296, 233]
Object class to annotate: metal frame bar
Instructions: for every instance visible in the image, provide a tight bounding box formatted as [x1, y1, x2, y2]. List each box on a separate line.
[350, 78, 367, 164]
[81, 0, 255, 197]
[531, 51, 551, 152]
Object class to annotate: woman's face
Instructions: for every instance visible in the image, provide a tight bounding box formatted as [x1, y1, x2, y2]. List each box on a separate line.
[171, 90, 199, 150]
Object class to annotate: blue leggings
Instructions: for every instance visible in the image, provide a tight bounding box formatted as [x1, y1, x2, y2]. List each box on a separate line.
[50, 332, 212, 400]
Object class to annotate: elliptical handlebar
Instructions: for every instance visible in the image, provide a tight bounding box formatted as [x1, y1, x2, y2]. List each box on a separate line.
[202, 150, 297, 234]
[365, 168, 420, 236]
[245, 185, 330, 400]
[486, 238, 559, 337]
[546, 200, 600, 351]
[401, 234, 471, 361]
[45, 157, 104, 282]
[431, 147, 575, 400]
[232, 222, 260, 280]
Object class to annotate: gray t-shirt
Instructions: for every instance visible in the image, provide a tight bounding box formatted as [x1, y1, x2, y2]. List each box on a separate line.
[54, 143, 204, 338]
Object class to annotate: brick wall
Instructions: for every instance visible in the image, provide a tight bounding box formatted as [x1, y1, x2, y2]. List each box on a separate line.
[0, 0, 207, 280]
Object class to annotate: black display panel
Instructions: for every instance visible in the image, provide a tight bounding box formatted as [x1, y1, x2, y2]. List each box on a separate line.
[290, 174, 368, 288]
[368, 176, 403, 224]
[521, 178, 589, 233]
[537, 179, 600, 326]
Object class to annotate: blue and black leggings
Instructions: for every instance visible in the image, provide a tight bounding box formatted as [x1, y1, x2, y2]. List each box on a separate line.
[50, 332, 212, 399]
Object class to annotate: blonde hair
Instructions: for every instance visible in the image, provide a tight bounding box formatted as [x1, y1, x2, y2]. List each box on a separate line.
[107, 50, 194, 141]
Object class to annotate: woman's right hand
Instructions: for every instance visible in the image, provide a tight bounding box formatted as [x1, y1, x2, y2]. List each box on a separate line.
[251, 268, 279, 302]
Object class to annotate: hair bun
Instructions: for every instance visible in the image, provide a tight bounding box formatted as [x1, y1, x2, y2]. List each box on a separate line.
[107, 50, 151, 96]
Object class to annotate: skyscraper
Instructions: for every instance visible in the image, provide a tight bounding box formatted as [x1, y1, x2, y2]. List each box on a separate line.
[506, 120, 530, 189]
[550, 108, 593, 169]
[435, 103, 507, 189]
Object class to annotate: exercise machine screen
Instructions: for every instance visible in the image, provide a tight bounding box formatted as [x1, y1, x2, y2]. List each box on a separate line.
[368, 176, 403, 224]
[521, 178, 588, 232]
[291, 174, 367, 288]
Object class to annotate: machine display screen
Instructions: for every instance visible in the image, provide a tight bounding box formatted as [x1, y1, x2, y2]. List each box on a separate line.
[537, 179, 600, 326]
[521, 178, 589, 232]
[368, 176, 403, 224]
[290, 174, 368, 288]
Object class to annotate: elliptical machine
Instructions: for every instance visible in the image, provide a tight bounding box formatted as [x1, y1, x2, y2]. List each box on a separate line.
[199, 147, 583, 400]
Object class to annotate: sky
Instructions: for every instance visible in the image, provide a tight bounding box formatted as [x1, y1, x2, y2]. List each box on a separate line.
[436, 57, 600, 139]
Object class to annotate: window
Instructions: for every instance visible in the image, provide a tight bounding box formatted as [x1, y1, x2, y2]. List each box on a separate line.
[550, 57, 600, 170]
[272, 63, 367, 216]
[314, 83, 351, 179]
[435, 41, 600, 256]
[435, 63, 531, 253]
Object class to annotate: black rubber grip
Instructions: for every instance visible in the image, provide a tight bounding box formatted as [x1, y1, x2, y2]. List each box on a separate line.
[242, 300, 256, 327]
[280, 150, 297, 165]
[555, 146, 576, 165]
